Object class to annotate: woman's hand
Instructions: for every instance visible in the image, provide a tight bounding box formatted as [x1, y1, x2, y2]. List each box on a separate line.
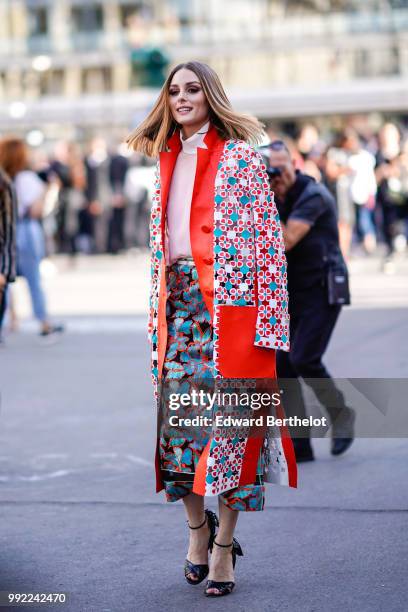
[89, 200, 102, 215]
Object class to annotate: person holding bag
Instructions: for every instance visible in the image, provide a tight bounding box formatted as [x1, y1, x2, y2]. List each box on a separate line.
[266, 139, 355, 463]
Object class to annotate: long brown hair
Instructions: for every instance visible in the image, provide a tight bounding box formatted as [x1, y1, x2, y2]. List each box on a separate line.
[0, 137, 29, 179]
[126, 61, 265, 157]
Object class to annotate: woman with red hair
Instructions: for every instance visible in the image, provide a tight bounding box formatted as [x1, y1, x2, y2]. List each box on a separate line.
[0, 137, 63, 338]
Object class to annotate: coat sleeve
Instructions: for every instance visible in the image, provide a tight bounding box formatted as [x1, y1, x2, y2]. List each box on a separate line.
[248, 151, 290, 352]
[0, 174, 17, 283]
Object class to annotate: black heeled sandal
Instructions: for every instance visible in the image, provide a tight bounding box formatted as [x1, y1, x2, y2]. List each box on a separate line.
[184, 509, 219, 585]
[205, 537, 244, 597]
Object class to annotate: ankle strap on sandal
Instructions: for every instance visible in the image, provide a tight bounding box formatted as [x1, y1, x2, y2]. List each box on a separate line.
[213, 539, 233, 548]
[187, 516, 207, 530]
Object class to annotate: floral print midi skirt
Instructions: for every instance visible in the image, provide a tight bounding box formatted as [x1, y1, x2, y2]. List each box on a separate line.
[159, 260, 265, 512]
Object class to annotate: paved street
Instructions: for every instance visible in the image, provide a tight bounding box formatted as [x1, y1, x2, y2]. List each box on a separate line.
[0, 252, 407, 612]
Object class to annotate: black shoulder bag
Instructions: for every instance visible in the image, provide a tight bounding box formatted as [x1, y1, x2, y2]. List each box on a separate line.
[324, 247, 351, 306]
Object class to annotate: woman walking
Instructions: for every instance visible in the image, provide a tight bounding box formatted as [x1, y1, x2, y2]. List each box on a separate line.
[0, 138, 63, 339]
[127, 61, 297, 597]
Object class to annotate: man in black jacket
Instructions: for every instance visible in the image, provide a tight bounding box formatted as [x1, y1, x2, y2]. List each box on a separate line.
[266, 140, 355, 461]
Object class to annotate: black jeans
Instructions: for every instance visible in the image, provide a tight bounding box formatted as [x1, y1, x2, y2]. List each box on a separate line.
[107, 207, 126, 254]
[276, 286, 348, 439]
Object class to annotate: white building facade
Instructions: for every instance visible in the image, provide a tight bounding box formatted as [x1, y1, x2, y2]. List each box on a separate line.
[0, 0, 407, 136]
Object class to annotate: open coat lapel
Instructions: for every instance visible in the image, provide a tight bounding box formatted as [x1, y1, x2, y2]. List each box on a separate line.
[156, 131, 182, 378]
[159, 130, 182, 235]
[190, 126, 225, 320]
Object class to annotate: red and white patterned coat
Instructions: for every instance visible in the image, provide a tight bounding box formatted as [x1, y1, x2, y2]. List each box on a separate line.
[149, 125, 297, 495]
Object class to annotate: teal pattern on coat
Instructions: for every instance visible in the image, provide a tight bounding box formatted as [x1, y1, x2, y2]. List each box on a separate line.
[159, 262, 265, 511]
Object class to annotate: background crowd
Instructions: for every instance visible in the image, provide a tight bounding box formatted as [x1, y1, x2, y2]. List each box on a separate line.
[2, 119, 408, 267]
[288, 121, 408, 266]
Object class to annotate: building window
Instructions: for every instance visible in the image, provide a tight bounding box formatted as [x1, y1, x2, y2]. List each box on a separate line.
[389, 0, 408, 7]
[71, 6, 104, 32]
[168, 0, 194, 22]
[39, 70, 65, 96]
[120, 2, 146, 27]
[82, 67, 112, 93]
[354, 46, 400, 78]
[28, 6, 48, 37]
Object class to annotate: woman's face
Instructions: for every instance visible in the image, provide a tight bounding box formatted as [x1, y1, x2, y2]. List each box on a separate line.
[168, 68, 210, 138]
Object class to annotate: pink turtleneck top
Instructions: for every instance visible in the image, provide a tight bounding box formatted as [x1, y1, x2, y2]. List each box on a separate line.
[165, 121, 210, 264]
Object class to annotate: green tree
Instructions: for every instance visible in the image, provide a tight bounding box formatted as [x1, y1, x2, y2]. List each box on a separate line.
[130, 47, 169, 87]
